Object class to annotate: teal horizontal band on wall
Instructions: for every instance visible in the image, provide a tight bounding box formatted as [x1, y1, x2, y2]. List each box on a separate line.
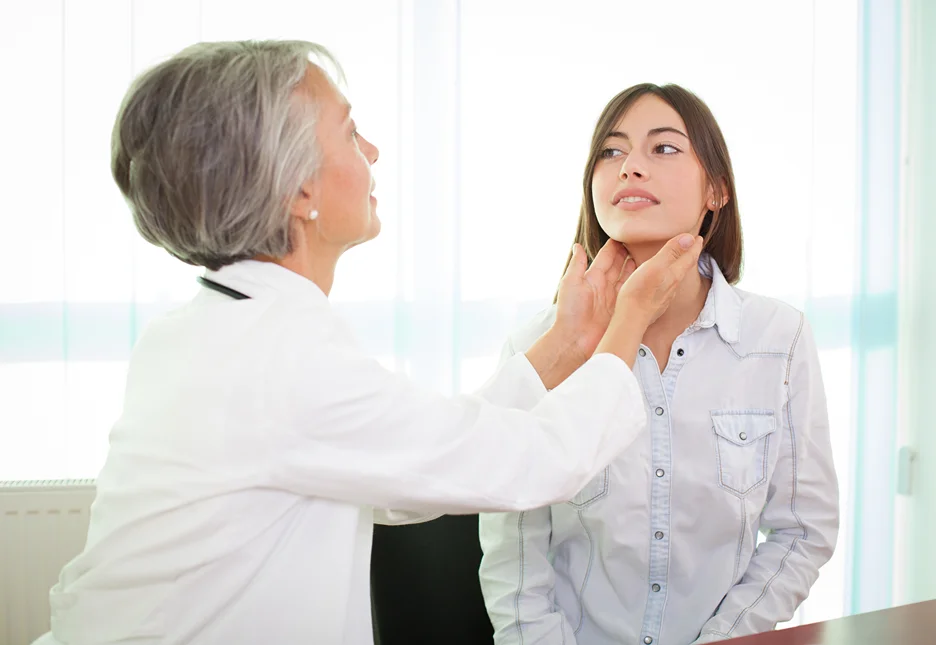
[0, 292, 897, 363]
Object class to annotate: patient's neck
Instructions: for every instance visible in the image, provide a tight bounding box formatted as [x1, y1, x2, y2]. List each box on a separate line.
[625, 242, 709, 332]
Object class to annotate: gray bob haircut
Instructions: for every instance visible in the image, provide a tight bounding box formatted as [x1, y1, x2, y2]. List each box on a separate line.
[111, 40, 343, 270]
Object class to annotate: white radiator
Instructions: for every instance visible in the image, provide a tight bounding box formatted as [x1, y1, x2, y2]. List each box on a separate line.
[0, 480, 95, 645]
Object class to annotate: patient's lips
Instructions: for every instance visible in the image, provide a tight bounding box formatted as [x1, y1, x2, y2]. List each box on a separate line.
[612, 188, 659, 211]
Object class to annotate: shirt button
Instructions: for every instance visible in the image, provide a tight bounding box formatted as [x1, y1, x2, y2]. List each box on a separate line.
[639, 348, 647, 357]
[740, 432, 748, 441]
[655, 469, 665, 478]
[676, 348, 684, 356]
[652, 583, 661, 592]
[644, 638, 654, 645]
[655, 407, 664, 416]
[655, 531, 664, 540]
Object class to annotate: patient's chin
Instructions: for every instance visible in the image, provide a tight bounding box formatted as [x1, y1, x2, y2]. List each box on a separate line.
[600, 221, 671, 248]
[613, 233, 671, 249]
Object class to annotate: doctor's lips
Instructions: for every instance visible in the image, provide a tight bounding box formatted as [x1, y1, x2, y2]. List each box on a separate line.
[612, 188, 659, 209]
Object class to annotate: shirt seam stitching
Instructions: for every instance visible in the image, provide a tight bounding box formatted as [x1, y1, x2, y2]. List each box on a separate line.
[724, 313, 807, 635]
[514, 511, 526, 645]
[574, 508, 597, 635]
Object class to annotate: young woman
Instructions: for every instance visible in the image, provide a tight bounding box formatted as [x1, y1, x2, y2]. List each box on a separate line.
[478, 84, 839, 645]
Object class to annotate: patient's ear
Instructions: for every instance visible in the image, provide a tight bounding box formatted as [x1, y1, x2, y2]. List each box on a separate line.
[707, 178, 730, 211]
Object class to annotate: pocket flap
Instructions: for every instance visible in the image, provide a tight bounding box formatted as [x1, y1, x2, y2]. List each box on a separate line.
[711, 411, 776, 446]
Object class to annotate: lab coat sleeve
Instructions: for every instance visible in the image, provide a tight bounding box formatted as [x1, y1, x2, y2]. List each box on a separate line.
[478, 337, 574, 644]
[373, 345, 551, 525]
[692, 317, 839, 643]
[272, 321, 647, 515]
[372, 508, 441, 525]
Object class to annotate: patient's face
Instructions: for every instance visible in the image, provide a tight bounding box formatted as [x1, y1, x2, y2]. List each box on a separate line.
[591, 95, 711, 253]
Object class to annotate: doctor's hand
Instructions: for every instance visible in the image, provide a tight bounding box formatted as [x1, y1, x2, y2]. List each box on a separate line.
[553, 239, 637, 359]
[525, 239, 636, 390]
[595, 233, 703, 366]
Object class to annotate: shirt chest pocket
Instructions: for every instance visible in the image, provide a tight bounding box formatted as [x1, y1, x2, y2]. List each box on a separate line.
[712, 410, 777, 497]
[566, 465, 610, 509]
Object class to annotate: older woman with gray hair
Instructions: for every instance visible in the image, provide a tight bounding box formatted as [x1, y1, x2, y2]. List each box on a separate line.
[32, 40, 702, 645]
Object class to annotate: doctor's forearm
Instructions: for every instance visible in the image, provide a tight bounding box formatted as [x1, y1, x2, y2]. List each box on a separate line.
[525, 328, 590, 390]
[526, 315, 645, 391]
[593, 311, 647, 369]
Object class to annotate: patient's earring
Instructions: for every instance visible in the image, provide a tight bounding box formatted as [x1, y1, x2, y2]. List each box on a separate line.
[308, 209, 319, 221]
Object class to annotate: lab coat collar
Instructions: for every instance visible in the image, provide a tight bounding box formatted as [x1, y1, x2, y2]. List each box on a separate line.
[204, 260, 329, 304]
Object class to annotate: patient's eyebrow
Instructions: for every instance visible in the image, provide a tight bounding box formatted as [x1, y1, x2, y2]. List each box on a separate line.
[606, 126, 689, 141]
[648, 126, 688, 139]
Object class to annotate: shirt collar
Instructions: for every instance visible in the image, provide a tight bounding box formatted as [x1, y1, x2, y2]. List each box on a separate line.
[203, 260, 329, 305]
[695, 253, 742, 344]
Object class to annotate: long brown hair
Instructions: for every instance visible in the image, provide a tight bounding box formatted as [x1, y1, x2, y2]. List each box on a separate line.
[557, 83, 742, 299]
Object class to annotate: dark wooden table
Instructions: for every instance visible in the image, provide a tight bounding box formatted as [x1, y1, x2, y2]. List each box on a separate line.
[725, 600, 936, 644]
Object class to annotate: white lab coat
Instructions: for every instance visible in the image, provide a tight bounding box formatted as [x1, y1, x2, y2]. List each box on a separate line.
[34, 260, 646, 645]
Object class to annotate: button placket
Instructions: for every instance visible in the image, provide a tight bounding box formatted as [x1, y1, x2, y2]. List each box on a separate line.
[639, 341, 678, 645]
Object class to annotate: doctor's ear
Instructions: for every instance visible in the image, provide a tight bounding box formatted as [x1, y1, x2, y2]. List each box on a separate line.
[291, 179, 319, 222]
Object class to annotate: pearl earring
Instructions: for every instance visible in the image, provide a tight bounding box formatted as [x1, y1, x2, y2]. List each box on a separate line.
[308, 209, 319, 221]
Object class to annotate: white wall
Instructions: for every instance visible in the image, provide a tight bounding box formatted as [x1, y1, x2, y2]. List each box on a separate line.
[898, 0, 936, 607]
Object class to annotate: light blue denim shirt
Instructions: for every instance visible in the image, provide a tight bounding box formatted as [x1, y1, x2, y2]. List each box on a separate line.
[479, 255, 839, 645]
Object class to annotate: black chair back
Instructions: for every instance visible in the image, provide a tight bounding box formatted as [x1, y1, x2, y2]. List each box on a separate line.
[371, 515, 494, 645]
